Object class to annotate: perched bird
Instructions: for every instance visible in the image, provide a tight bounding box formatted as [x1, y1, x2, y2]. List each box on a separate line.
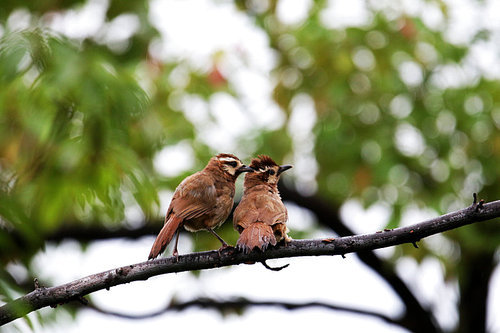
[233, 155, 292, 253]
[148, 153, 253, 259]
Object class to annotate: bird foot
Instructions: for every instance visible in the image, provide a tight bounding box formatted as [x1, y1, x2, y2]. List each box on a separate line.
[472, 193, 485, 212]
[217, 243, 233, 256]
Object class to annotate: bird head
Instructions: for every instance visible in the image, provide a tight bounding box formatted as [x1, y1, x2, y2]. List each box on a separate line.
[214, 153, 253, 177]
[247, 155, 292, 185]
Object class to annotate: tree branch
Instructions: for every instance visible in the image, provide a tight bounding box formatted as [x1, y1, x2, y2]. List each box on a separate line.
[457, 250, 495, 333]
[279, 183, 441, 332]
[1, 198, 500, 326]
[86, 297, 400, 326]
[46, 224, 160, 242]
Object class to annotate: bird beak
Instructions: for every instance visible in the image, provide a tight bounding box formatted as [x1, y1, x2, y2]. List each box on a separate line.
[278, 164, 293, 175]
[237, 165, 254, 174]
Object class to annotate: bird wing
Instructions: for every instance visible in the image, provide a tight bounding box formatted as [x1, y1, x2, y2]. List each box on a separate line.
[233, 193, 259, 231]
[167, 172, 217, 221]
[255, 194, 287, 226]
[148, 173, 217, 260]
[234, 191, 287, 230]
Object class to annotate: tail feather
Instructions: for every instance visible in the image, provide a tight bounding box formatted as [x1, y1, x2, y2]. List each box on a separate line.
[148, 215, 183, 259]
[236, 222, 277, 254]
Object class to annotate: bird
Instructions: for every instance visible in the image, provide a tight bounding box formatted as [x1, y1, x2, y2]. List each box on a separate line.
[148, 153, 253, 260]
[233, 155, 292, 253]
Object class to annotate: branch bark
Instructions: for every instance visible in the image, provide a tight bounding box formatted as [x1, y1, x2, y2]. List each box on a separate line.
[1, 198, 499, 326]
[457, 250, 495, 333]
[279, 183, 441, 332]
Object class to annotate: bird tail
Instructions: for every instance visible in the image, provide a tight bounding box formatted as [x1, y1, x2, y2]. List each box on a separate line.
[148, 215, 183, 259]
[236, 222, 277, 254]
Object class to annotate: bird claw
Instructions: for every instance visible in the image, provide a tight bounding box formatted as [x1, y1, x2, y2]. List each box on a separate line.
[472, 193, 485, 212]
[217, 243, 234, 256]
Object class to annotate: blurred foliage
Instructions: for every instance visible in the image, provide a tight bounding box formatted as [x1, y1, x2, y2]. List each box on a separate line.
[0, 0, 500, 331]
[0, 29, 155, 240]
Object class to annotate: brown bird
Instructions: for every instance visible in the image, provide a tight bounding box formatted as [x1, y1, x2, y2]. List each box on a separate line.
[233, 155, 292, 253]
[148, 153, 253, 259]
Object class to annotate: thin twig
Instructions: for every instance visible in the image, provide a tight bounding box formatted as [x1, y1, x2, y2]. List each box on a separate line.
[260, 260, 290, 271]
[86, 297, 400, 325]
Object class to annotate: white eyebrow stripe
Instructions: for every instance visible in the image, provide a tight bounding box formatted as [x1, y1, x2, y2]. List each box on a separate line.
[218, 157, 238, 163]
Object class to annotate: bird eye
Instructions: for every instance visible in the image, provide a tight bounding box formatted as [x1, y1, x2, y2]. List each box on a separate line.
[268, 169, 275, 175]
[227, 161, 237, 167]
